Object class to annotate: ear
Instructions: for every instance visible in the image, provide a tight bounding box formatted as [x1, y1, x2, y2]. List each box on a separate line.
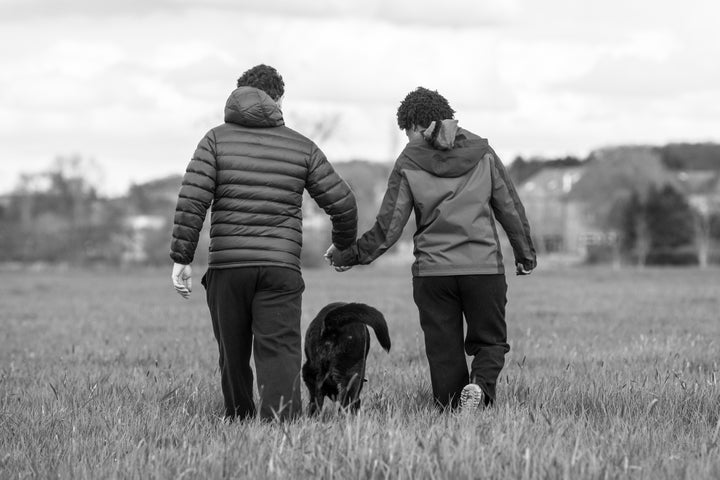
[405, 125, 423, 140]
[275, 95, 284, 108]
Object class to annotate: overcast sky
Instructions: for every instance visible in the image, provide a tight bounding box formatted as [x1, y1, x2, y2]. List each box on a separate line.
[1, 0, 719, 194]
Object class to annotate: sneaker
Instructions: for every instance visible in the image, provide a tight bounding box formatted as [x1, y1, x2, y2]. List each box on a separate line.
[459, 384, 484, 413]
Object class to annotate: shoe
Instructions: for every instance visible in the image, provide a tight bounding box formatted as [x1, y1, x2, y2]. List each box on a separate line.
[459, 383, 483, 413]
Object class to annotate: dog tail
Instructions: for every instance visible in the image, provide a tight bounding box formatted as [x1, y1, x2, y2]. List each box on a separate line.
[323, 303, 391, 352]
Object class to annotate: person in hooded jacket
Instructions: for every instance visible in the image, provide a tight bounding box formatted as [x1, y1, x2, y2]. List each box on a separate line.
[170, 65, 358, 421]
[327, 87, 536, 412]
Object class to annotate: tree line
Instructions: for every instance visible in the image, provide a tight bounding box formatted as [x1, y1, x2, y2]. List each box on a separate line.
[509, 144, 720, 267]
[0, 156, 393, 267]
[2, 144, 720, 267]
[0, 156, 127, 265]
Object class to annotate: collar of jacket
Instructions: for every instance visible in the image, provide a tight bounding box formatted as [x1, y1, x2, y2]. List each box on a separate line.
[224, 86, 285, 128]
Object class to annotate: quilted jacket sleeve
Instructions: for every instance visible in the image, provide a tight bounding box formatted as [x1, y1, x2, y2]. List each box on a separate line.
[305, 145, 358, 249]
[488, 150, 537, 270]
[169, 132, 217, 265]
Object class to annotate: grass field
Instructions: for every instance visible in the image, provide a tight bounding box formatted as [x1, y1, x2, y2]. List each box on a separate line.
[1, 264, 719, 479]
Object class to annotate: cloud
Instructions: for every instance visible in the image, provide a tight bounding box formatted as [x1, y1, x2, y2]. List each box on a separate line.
[556, 37, 720, 99]
[0, 0, 173, 22]
[2, 0, 720, 196]
[0, 0, 518, 28]
[233, 19, 517, 110]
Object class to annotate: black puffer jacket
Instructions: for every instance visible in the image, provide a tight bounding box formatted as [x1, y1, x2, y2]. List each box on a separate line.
[170, 87, 357, 271]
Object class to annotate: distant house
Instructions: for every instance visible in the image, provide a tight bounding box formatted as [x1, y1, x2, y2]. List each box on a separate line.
[121, 175, 187, 263]
[677, 170, 720, 215]
[122, 214, 167, 263]
[515, 146, 720, 264]
[517, 166, 600, 256]
[126, 214, 165, 231]
[676, 170, 720, 266]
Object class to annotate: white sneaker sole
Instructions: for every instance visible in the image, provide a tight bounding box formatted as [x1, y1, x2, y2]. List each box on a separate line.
[460, 384, 483, 412]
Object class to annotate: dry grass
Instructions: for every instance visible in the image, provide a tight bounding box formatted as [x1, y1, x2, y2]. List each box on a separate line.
[1, 265, 719, 479]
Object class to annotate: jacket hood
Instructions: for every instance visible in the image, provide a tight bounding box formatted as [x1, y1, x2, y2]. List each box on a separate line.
[224, 86, 284, 128]
[422, 119, 459, 150]
[402, 121, 491, 178]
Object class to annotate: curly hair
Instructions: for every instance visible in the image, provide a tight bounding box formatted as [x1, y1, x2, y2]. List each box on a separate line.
[236, 64, 285, 101]
[396, 87, 455, 130]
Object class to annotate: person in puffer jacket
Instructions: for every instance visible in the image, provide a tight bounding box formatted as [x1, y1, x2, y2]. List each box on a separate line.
[327, 87, 536, 411]
[170, 65, 357, 421]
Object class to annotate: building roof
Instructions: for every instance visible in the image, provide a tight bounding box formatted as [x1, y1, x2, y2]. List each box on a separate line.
[518, 166, 583, 198]
[677, 170, 720, 195]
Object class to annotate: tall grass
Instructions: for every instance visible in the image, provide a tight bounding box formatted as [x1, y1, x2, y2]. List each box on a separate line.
[1, 266, 718, 479]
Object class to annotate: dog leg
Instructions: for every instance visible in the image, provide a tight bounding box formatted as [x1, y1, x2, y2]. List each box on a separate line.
[309, 376, 329, 416]
[340, 373, 364, 413]
[303, 375, 326, 416]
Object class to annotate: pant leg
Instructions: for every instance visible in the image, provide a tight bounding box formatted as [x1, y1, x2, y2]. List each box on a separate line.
[203, 268, 257, 419]
[413, 276, 468, 409]
[251, 267, 305, 421]
[458, 274, 509, 405]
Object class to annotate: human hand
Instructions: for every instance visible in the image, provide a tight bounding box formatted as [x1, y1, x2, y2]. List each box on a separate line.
[516, 262, 533, 276]
[324, 244, 352, 272]
[324, 244, 337, 265]
[172, 263, 192, 298]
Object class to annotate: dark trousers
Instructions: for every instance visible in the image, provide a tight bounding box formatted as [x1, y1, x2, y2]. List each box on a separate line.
[413, 274, 508, 408]
[202, 266, 304, 421]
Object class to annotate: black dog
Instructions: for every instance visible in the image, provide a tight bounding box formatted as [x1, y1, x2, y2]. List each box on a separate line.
[302, 302, 391, 415]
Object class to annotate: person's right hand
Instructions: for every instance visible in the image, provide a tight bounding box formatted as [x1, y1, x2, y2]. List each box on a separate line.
[324, 244, 336, 265]
[171, 263, 193, 298]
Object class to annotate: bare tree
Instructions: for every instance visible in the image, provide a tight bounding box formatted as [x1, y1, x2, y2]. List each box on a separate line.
[287, 112, 342, 144]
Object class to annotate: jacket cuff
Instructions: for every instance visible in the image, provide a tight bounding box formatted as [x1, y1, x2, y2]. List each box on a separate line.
[170, 251, 192, 265]
[517, 257, 537, 270]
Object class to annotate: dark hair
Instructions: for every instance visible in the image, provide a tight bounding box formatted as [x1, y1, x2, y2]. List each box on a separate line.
[396, 87, 455, 130]
[236, 64, 285, 100]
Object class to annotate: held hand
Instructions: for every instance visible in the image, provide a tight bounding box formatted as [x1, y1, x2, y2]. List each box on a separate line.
[324, 244, 337, 266]
[324, 244, 352, 272]
[516, 262, 533, 276]
[172, 263, 192, 299]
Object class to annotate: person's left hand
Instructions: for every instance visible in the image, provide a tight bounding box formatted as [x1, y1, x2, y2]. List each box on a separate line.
[171, 263, 193, 298]
[324, 245, 352, 272]
[516, 262, 533, 276]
